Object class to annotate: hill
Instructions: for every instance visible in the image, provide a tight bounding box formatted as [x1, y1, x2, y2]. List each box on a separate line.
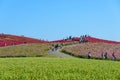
[87, 36, 120, 44]
[0, 44, 52, 57]
[0, 34, 48, 47]
[62, 42, 120, 59]
[52, 35, 120, 44]
[0, 34, 119, 47]
[0, 34, 120, 58]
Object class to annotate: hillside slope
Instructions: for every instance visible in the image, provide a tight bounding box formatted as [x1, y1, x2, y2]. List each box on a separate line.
[0, 34, 48, 47]
[52, 36, 120, 44]
[0, 44, 51, 57]
[62, 43, 120, 59]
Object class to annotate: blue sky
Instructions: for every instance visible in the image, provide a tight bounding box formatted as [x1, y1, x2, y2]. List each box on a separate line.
[0, 0, 120, 41]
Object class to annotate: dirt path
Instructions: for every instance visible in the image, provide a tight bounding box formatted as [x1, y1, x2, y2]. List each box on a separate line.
[49, 49, 75, 58]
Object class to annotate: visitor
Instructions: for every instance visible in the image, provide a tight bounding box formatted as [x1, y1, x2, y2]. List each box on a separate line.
[104, 52, 108, 59]
[112, 52, 116, 61]
[87, 52, 91, 59]
[101, 52, 104, 59]
[79, 37, 83, 44]
[55, 44, 59, 50]
[51, 44, 55, 51]
[60, 43, 63, 49]
[69, 36, 72, 40]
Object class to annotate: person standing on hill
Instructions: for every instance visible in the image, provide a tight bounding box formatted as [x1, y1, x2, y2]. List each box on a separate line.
[87, 52, 91, 59]
[101, 52, 104, 59]
[112, 52, 116, 61]
[79, 36, 83, 44]
[104, 52, 108, 59]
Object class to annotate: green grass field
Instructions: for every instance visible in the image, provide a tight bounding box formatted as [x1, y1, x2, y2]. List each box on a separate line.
[0, 44, 52, 57]
[0, 42, 78, 57]
[0, 57, 120, 80]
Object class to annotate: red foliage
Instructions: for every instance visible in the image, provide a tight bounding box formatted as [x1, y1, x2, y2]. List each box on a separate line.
[87, 36, 120, 44]
[0, 34, 120, 48]
[51, 36, 120, 44]
[0, 34, 48, 47]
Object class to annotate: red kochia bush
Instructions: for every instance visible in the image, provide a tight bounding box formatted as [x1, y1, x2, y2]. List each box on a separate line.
[0, 34, 48, 47]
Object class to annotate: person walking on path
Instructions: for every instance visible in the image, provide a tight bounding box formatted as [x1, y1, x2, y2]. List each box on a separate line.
[60, 43, 64, 49]
[51, 44, 55, 51]
[55, 44, 59, 51]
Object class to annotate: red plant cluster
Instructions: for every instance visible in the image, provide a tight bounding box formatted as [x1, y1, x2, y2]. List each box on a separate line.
[52, 36, 120, 44]
[87, 36, 120, 44]
[0, 34, 48, 47]
[0, 34, 120, 48]
[0, 40, 22, 46]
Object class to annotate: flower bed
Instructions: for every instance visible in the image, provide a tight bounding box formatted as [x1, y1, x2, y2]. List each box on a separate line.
[62, 43, 120, 59]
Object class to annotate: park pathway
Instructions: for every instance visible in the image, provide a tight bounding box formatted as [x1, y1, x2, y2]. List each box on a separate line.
[49, 49, 75, 58]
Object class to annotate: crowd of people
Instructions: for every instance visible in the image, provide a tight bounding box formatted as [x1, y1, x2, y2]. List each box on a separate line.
[61, 35, 90, 43]
[87, 52, 116, 61]
[79, 35, 89, 43]
[51, 43, 63, 51]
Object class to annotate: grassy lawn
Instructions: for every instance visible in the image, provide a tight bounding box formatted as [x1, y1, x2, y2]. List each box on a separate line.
[0, 57, 120, 80]
[0, 44, 52, 57]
